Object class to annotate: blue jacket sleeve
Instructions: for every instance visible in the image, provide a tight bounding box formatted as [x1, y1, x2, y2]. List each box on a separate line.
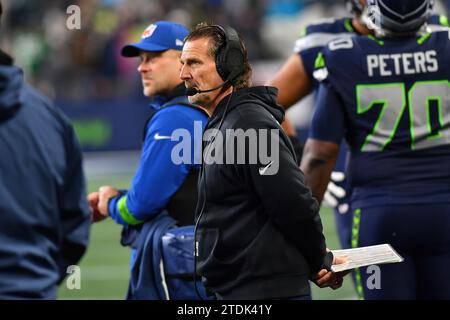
[108, 108, 197, 225]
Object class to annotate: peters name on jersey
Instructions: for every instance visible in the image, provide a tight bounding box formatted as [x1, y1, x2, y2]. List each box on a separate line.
[366, 50, 439, 77]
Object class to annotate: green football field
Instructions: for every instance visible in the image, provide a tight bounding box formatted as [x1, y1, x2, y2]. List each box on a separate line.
[58, 172, 356, 300]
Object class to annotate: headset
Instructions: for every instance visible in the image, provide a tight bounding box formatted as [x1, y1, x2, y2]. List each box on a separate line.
[185, 25, 245, 96]
[191, 25, 245, 300]
[214, 25, 245, 85]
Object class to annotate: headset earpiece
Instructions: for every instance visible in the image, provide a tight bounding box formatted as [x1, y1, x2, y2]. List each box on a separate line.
[213, 25, 245, 84]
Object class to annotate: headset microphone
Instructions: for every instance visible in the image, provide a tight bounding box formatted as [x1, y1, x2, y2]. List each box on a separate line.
[185, 80, 229, 96]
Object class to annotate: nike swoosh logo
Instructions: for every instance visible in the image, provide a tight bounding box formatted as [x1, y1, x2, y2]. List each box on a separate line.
[259, 161, 274, 175]
[154, 133, 172, 140]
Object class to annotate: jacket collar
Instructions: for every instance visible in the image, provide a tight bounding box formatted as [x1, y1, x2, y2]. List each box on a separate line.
[207, 86, 282, 129]
[148, 83, 187, 111]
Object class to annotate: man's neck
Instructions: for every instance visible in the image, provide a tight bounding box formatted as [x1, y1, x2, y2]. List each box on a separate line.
[205, 86, 233, 117]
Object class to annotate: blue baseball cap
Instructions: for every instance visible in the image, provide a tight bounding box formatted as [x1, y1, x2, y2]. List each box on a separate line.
[121, 21, 189, 57]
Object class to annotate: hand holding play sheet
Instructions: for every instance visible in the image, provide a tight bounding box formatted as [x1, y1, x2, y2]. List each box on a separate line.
[331, 244, 404, 273]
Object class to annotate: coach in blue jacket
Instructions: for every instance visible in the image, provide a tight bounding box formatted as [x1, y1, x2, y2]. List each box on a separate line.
[89, 21, 208, 226]
[87, 21, 208, 299]
[89, 21, 207, 231]
[0, 4, 90, 299]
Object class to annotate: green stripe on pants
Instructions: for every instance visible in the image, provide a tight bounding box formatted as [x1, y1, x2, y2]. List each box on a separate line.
[352, 208, 364, 300]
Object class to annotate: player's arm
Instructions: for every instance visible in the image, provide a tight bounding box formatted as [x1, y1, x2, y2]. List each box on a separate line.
[300, 82, 345, 205]
[268, 53, 312, 161]
[281, 118, 297, 137]
[268, 53, 312, 109]
[301, 139, 339, 205]
[283, 118, 304, 165]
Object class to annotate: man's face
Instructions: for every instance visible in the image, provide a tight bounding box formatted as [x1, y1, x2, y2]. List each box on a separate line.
[137, 49, 181, 97]
[180, 37, 225, 108]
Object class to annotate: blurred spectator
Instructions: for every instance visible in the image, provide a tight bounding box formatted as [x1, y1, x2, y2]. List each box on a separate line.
[0, 1, 91, 299]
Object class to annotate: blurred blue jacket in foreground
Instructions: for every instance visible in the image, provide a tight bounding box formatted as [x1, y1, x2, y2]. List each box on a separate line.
[0, 50, 90, 299]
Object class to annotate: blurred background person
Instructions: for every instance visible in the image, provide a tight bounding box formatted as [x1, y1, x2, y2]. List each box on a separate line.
[0, 2, 90, 299]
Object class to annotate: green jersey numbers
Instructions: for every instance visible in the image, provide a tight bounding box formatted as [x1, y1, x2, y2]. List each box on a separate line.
[409, 81, 450, 150]
[357, 81, 450, 152]
[357, 83, 406, 152]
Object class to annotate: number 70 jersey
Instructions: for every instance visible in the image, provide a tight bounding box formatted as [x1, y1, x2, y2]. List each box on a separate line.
[310, 29, 450, 205]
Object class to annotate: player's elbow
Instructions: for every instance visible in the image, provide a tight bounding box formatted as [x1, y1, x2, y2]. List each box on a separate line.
[300, 139, 339, 173]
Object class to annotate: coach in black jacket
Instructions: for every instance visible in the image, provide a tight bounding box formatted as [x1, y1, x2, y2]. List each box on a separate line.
[180, 22, 344, 300]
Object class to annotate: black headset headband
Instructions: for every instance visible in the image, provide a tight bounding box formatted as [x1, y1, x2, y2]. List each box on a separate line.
[212, 25, 245, 84]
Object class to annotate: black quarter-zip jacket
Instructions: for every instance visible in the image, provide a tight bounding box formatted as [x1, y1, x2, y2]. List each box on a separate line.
[195, 86, 331, 299]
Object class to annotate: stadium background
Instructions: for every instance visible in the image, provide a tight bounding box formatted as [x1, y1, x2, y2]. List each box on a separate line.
[1, 0, 449, 299]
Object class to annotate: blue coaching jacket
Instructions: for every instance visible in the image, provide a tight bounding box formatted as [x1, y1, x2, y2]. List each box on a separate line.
[121, 210, 176, 300]
[111, 84, 208, 299]
[108, 84, 208, 226]
[0, 50, 90, 299]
